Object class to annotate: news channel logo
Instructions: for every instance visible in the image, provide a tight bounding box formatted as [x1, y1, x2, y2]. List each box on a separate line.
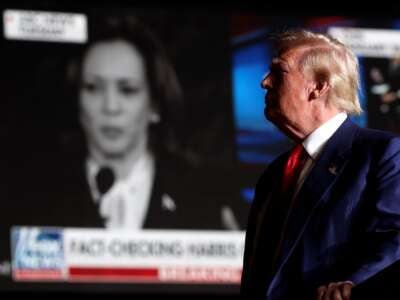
[11, 227, 65, 271]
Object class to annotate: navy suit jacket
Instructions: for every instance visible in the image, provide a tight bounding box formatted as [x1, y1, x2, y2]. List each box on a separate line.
[241, 118, 400, 299]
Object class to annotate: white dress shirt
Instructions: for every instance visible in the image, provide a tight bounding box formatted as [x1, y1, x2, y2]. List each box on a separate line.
[86, 151, 155, 229]
[294, 112, 348, 197]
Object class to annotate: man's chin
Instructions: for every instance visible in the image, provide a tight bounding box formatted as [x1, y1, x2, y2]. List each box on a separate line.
[265, 109, 286, 132]
[264, 108, 276, 123]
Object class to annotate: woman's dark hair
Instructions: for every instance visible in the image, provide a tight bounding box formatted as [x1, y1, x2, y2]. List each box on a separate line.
[66, 13, 184, 156]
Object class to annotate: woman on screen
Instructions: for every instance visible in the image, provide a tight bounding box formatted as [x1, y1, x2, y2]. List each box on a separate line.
[45, 14, 245, 230]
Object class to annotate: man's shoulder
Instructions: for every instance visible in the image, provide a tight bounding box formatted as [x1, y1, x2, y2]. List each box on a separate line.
[352, 126, 400, 154]
[355, 126, 400, 142]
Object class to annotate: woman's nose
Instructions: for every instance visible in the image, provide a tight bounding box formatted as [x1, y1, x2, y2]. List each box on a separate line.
[102, 87, 122, 114]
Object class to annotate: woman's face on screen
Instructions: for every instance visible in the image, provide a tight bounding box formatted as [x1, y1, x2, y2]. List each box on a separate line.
[79, 39, 153, 158]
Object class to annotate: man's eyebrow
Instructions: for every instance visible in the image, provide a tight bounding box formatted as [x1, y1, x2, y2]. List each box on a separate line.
[271, 57, 288, 68]
[271, 57, 281, 64]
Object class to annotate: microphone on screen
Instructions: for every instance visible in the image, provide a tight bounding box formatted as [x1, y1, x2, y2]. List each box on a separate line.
[95, 166, 115, 196]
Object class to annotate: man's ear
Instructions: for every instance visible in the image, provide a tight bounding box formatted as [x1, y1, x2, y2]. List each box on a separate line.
[309, 80, 330, 100]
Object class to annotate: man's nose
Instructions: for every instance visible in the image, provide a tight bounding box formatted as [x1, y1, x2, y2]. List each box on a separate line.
[261, 73, 272, 89]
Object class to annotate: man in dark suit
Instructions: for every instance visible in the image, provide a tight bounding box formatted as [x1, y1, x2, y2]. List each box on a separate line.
[240, 29, 400, 300]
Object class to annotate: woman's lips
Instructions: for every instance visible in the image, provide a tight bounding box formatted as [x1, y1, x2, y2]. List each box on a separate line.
[100, 126, 124, 140]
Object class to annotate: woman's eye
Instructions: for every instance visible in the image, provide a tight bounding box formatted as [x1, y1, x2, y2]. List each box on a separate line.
[81, 82, 98, 93]
[120, 85, 139, 95]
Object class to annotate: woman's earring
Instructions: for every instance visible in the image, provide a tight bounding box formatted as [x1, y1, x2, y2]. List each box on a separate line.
[149, 112, 161, 124]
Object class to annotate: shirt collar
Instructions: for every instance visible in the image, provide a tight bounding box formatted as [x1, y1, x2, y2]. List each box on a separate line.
[86, 151, 155, 202]
[302, 112, 348, 160]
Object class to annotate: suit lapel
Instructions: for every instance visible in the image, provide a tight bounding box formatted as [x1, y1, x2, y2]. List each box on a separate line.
[268, 118, 359, 292]
[251, 154, 288, 256]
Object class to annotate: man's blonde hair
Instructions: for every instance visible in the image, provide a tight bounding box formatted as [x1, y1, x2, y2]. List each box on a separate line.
[272, 29, 362, 115]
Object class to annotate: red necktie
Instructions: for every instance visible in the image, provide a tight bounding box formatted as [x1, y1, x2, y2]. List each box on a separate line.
[281, 143, 308, 198]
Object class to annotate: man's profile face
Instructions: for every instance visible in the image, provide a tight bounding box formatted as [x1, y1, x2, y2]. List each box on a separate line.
[261, 47, 314, 138]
